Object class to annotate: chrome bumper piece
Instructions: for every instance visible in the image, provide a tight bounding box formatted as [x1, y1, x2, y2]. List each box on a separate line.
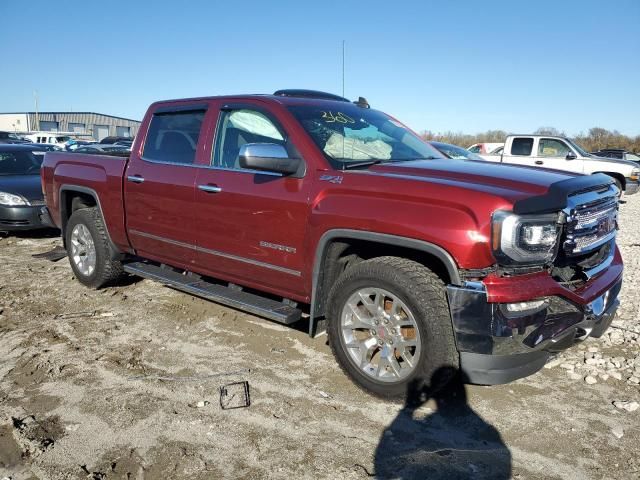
[447, 279, 621, 384]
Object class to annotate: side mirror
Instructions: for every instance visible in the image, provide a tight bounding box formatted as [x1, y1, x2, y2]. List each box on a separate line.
[238, 143, 301, 175]
[566, 152, 577, 160]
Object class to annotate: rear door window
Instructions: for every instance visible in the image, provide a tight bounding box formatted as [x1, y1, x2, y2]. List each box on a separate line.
[142, 109, 206, 165]
[510, 138, 534, 156]
[538, 138, 572, 157]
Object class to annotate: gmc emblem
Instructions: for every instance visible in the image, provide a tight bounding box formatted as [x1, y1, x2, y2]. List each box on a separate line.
[597, 214, 616, 236]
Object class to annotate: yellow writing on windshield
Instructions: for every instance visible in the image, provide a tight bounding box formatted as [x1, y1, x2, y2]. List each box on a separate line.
[321, 111, 356, 124]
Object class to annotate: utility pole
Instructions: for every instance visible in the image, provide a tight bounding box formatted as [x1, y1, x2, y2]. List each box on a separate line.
[33, 91, 40, 131]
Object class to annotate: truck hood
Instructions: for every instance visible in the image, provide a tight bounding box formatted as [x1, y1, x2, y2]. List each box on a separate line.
[586, 155, 639, 169]
[367, 159, 574, 202]
[0, 174, 44, 202]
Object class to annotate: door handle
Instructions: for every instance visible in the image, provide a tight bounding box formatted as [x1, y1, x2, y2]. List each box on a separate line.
[127, 175, 145, 183]
[198, 184, 222, 193]
[535, 160, 544, 165]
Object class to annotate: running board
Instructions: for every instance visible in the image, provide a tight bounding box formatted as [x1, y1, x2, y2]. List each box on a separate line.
[123, 261, 302, 325]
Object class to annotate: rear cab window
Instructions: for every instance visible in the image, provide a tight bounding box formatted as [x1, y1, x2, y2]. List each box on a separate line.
[510, 138, 534, 156]
[142, 107, 206, 165]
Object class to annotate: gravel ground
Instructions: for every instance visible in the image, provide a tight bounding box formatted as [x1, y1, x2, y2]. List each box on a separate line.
[0, 196, 639, 480]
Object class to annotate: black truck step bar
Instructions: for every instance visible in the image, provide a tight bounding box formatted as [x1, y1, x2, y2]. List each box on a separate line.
[123, 261, 302, 325]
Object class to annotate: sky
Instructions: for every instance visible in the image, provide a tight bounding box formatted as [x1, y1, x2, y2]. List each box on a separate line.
[1, 0, 638, 136]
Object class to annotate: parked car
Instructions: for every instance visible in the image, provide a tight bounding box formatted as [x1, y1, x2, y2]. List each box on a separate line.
[430, 141, 485, 160]
[29, 143, 63, 162]
[24, 133, 73, 148]
[72, 144, 130, 155]
[591, 149, 640, 163]
[99, 136, 132, 145]
[29, 143, 62, 152]
[467, 143, 504, 154]
[0, 145, 54, 230]
[42, 89, 622, 398]
[482, 135, 639, 195]
[0, 131, 32, 144]
[65, 140, 97, 152]
[113, 140, 133, 149]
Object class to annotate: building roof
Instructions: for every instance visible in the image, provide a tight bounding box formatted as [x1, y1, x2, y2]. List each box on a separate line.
[0, 111, 141, 123]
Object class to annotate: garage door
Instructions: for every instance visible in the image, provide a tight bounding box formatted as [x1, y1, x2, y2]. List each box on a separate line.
[40, 121, 59, 131]
[116, 126, 130, 137]
[94, 125, 109, 141]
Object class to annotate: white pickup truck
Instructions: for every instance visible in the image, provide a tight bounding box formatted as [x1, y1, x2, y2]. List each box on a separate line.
[484, 135, 639, 195]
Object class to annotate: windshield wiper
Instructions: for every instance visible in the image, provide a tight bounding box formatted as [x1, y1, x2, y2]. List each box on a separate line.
[341, 157, 440, 170]
[341, 159, 386, 170]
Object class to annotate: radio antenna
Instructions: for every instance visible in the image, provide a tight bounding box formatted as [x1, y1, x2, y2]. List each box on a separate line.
[342, 40, 345, 98]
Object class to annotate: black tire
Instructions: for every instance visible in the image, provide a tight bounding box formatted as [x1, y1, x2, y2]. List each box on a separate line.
[65, 207, 123, 288]
[612, 178, 623, 198]
[327, 256, 459, 400]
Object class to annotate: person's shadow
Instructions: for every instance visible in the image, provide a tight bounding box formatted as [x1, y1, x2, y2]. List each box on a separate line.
[374, 368, 511, 479]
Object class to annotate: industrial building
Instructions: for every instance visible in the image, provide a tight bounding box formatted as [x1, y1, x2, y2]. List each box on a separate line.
[0, 111, 141, 141]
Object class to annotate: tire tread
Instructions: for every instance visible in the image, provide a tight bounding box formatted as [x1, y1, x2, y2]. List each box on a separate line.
[327, 256, 458, 400]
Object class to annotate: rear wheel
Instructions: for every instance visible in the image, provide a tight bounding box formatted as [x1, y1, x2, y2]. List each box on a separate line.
[66, 207, 123, 288]
[327, 256, 459, 399]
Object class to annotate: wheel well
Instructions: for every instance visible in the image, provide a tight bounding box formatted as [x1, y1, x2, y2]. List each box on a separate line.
[60, 190, 97, 238]
[595, 172, 625, 188]
[313, 238, 453, 319]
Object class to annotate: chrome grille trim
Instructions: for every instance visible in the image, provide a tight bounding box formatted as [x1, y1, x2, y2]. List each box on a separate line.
[563, 187, 618, 256]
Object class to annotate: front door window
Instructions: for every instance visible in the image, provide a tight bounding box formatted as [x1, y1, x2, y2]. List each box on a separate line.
[212, 109, 285, 169]
[538, 139, 572, 157]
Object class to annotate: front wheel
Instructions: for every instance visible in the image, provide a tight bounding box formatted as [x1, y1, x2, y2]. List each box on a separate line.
[612, 178, 624, 198]
[327, 256, 459, 399]
[65, 207, 123, 288]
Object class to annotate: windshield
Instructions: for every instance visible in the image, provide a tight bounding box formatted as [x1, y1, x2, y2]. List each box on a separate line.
[0, 151, 42, 175]
[566, 139, 590, 157]
[433, 143, 484, 160]
[288, 104, 443, 167]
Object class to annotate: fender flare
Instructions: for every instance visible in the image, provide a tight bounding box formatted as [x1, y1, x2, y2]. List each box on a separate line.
[59, 184, 123, 259]
[309, 229, 461, 336]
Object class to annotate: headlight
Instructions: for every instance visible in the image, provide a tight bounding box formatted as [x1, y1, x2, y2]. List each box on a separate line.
[0, 191, 29, 206]
[631, 168, 639, 182]
[492, 211, 561, 265]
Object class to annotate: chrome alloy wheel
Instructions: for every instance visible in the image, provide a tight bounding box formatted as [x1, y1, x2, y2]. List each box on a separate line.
[70, 224, 96, 277]
[340, 288, 421, 383]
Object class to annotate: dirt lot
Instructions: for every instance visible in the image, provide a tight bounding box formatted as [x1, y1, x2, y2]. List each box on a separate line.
[1, 198, 639, 480]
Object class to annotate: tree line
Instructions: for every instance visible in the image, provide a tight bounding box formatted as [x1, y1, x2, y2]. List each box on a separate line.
[420, 127, 640, 153]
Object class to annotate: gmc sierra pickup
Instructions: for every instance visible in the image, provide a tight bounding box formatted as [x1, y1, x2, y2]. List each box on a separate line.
[41, 90, 623, 399]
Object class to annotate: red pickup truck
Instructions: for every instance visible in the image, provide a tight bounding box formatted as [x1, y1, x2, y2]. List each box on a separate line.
[41, 90, 623, 398]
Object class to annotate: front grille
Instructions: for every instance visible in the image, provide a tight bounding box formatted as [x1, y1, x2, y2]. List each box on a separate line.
[0, 219, 29, 226]
[28, 199, 46, 206]
[564, 197, 618, 255]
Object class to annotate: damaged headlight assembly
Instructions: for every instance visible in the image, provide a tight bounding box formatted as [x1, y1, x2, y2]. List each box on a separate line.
[492, 211, 561, 265]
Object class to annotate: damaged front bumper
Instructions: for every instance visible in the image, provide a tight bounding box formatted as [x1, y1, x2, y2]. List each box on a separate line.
[447, 269, 622, 385]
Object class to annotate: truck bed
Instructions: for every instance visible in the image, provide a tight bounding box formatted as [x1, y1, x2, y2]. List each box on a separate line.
[41, 151, 131, 250]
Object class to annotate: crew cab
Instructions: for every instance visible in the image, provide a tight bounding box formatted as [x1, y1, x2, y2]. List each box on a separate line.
[485, 135, 640, 195]
[41, 90, 623, 399]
